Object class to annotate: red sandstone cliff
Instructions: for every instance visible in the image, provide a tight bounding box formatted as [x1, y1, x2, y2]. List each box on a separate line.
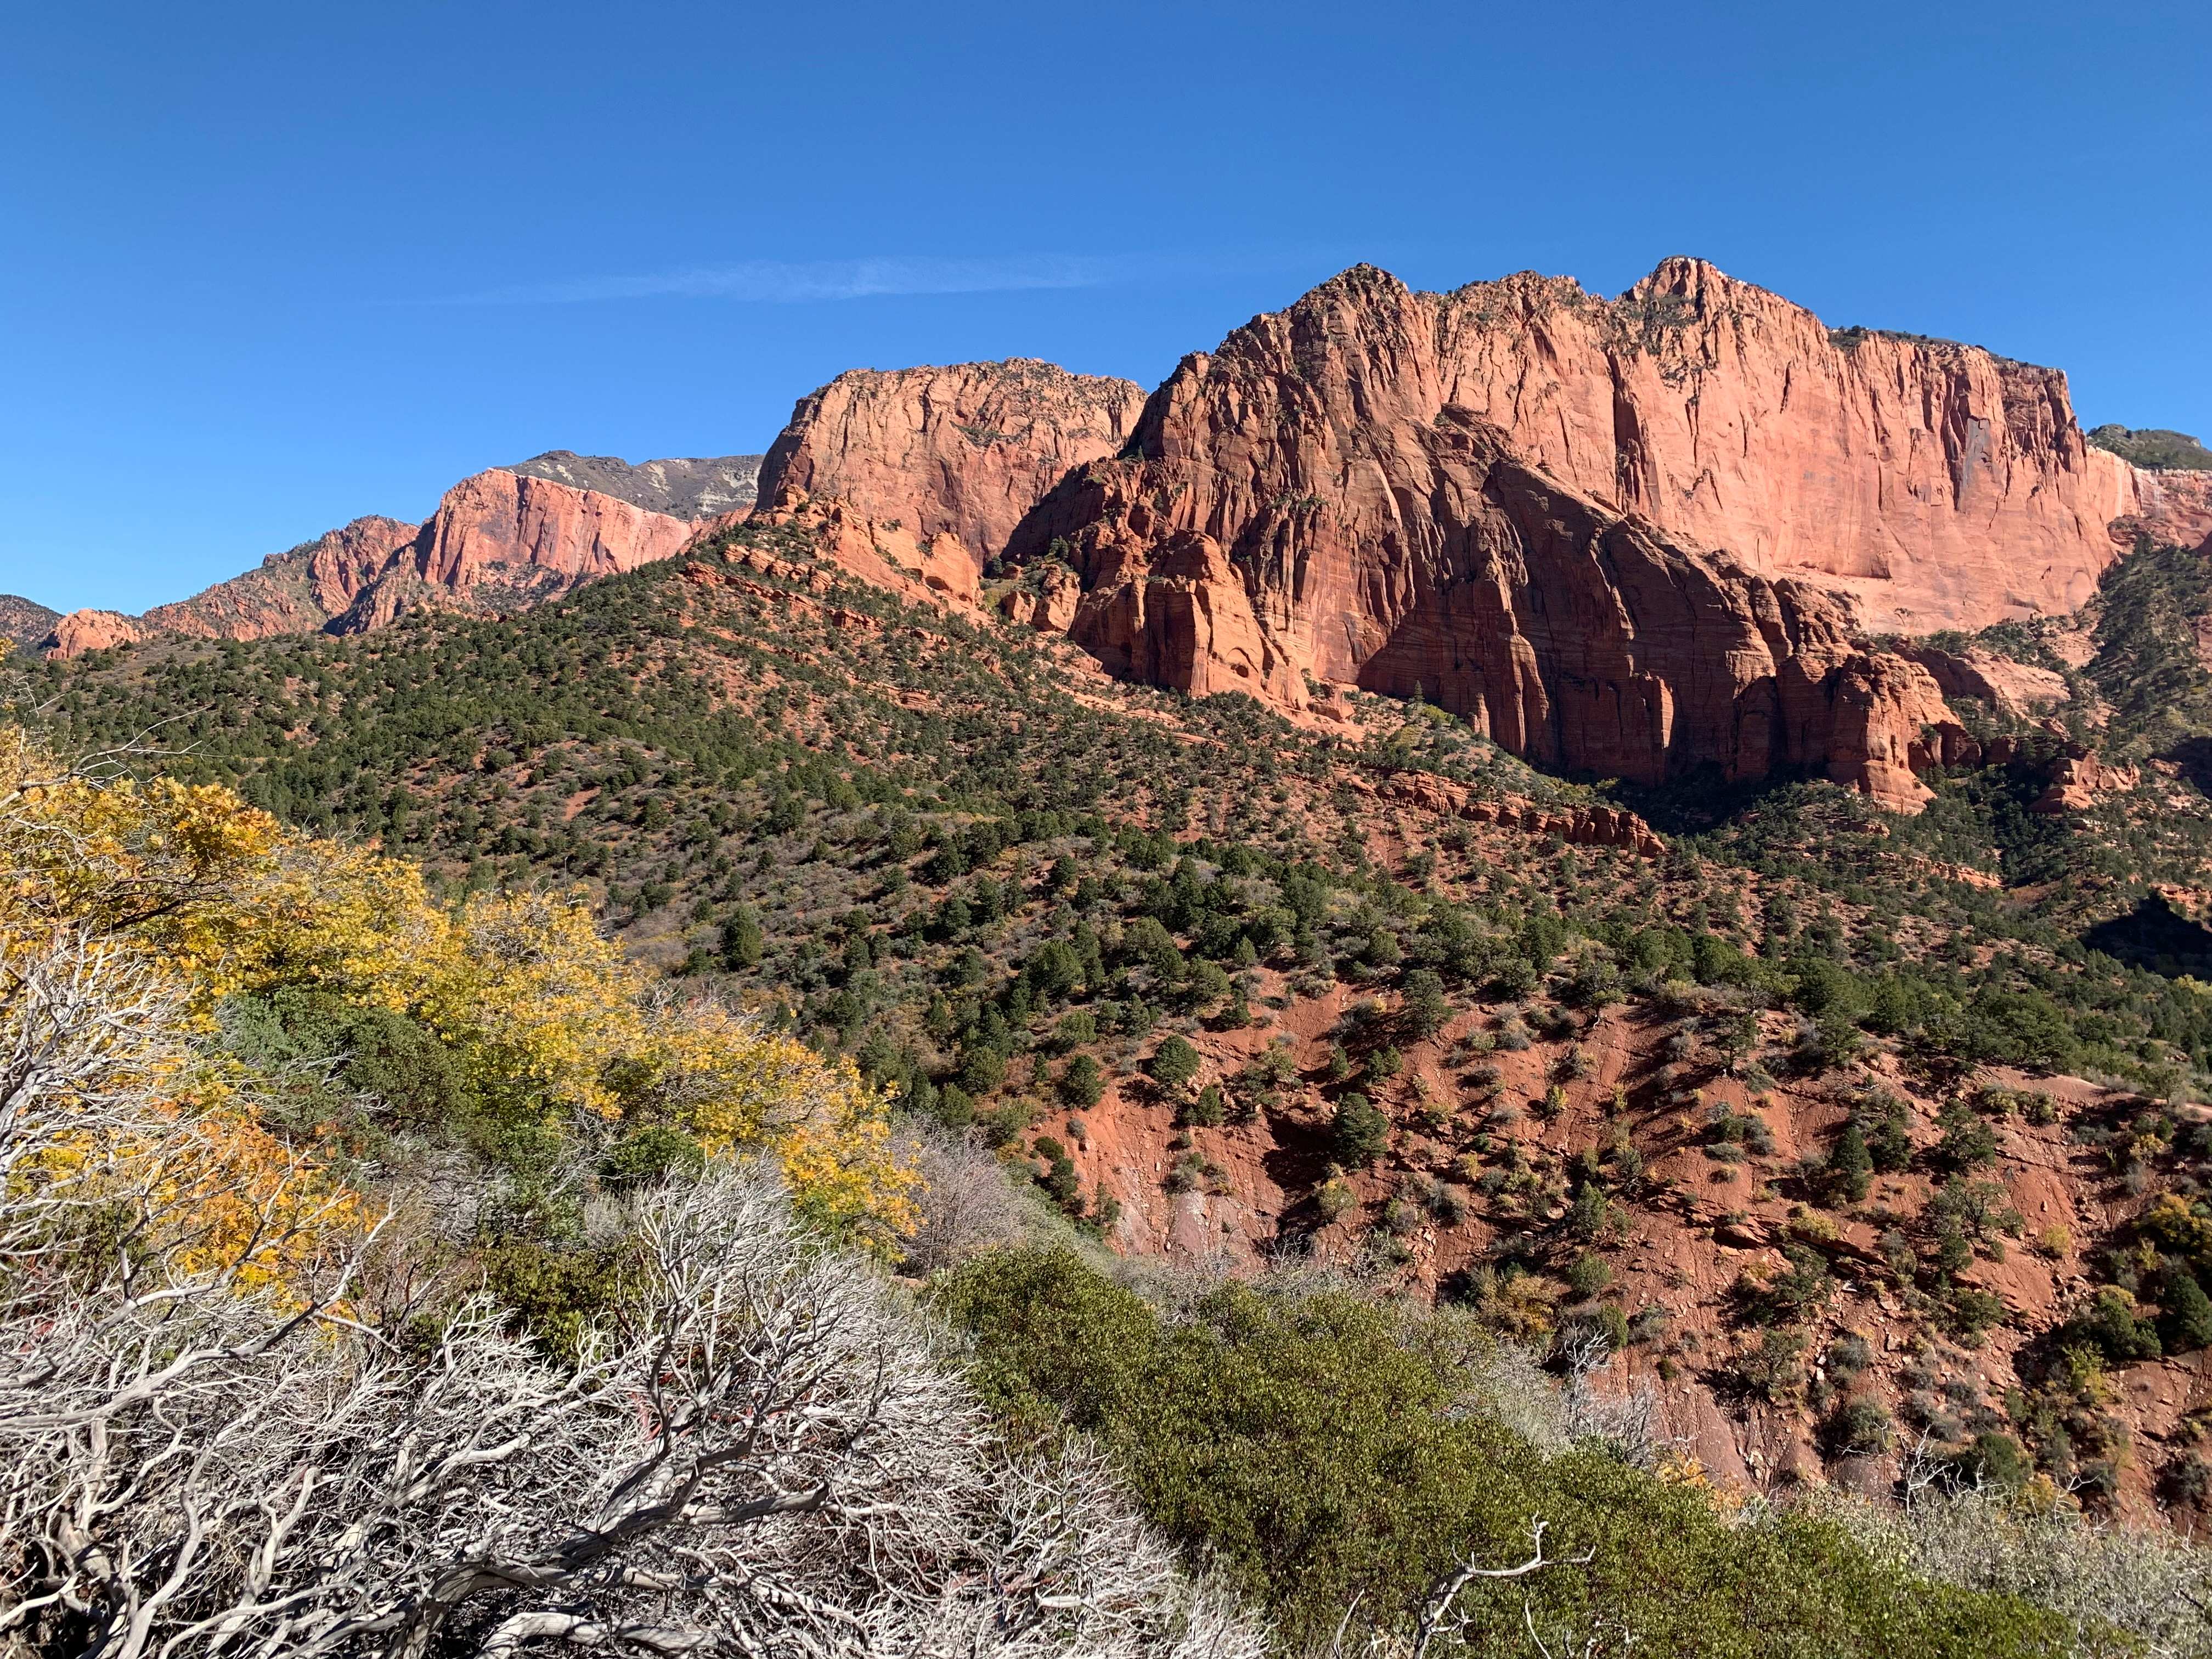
[1037, 377, 1972, 808]
[1401, 258, 2147, 630]
[2121, 466, 2212, 555]
[756, 359, 1147, 586]
[1045, 258, 2154, 634]
[44, 471, 702, 657]
[359, 469, 697, 627]
[764, 263, 2173, 637]
[732, 259, 2212, 808]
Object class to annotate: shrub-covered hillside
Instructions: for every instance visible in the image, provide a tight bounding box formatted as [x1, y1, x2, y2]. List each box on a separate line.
[2, 715, 2188, 1658]
[32, 517, 2212, 1538]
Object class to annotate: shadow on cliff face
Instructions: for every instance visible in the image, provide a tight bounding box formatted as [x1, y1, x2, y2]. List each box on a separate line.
[2160, 736, 2212, 796]
[1258, 1107, 1347, 1242]
[1607, 764, 1823, 837]
[2083, 894, 2212, 978]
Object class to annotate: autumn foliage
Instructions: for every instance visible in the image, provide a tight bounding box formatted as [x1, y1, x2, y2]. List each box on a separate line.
[0, 720, 916, 1255]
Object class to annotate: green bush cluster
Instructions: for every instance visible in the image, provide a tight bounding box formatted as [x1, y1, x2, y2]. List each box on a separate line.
[934, 1246, 2079, 1656]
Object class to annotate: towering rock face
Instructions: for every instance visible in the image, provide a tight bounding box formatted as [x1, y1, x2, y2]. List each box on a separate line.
[733, 268, 2190, 805]
[1036, 379, 1970, 808]
[391, 469, 697, 618]
[2124, 467, 2212, 555]
[1412, 258, 2147, 629]
[1056, 259, 2138, 635]
[44, 468, 709, 657]
[757, 359, 1147, 586]
[764, 264, 2167, 640]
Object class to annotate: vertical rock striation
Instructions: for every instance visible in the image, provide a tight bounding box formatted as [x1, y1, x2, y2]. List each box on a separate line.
[1036, 259, 2149, 635]
[757, 359, 1148, 585]
[1037, 389, 1971, 809]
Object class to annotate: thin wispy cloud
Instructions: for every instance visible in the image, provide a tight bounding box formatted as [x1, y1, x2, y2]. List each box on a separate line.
[437, 252, 1190, 306]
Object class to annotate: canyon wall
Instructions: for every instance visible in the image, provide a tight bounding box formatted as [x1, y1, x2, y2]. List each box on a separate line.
[1412, 258, 2145, 630]
[757, 359, 1147, 583]
[1045, 392, 1972, 809]
[751, 264, 2206, 651]
[752, 259, 2197, 809]
[1047, 258, 2153, 635]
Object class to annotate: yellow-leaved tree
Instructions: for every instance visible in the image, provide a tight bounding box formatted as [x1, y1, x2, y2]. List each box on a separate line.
[0, 716, 916, 1256]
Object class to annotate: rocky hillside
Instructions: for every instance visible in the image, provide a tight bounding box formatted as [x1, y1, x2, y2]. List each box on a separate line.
[26, 254, 2212, 1657]
[36, 483, 2212, 1527]
[0, 593, 60, 647]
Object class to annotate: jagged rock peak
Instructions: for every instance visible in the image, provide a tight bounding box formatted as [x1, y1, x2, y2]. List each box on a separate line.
[43, 468, 711, 658]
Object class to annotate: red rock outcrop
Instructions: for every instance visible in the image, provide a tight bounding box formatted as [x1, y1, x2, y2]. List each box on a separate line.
[1414, 258, 2148, 630]
[176, 516, 419, 639]
[45, 473, 705, 657]
[1000, 565, 1083, 632]
[43, 610, 150, 657]
[743, 493, 985, 611]
[1899, 644, 2071, 714]
[1357, 769, 1666, 856]
[2121, 466, 2212, 555]
[1020, 291, 1972, 809]
[2029, 751, 2140, 815]
[732, 260, 2188, 807]
[771, 263, 2166, 637]
[757, 360, 1147, 582]
[396, 470, 696, 612]
[1048, 259, 2148, 634]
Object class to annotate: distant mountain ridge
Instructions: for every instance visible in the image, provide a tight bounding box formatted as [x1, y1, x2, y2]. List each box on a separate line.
[42, 452, 760, 657]
[0, 595, 60, 648]
[39, 260, 2212, 810]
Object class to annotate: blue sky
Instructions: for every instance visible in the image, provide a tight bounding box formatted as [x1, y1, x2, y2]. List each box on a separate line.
[3, 0, 2206, 614]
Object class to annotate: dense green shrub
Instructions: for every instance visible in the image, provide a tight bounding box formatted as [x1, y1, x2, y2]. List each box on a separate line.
[1824, 1396, 1893, 1457]
[1147, 1035, 1201, 1091]
[1058, 1052, 1104, 1109]
[2158, 1261, 2212, 1353]
[1824, 1120, 1874, 1203]
[935, 1248, 2078, 1656]
[2058, 1287, 2162, 1364]
[1333, 1091, 1389, 1166]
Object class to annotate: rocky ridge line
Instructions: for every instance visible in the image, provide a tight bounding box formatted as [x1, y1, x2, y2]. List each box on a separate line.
[43, 462, 724, 657]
